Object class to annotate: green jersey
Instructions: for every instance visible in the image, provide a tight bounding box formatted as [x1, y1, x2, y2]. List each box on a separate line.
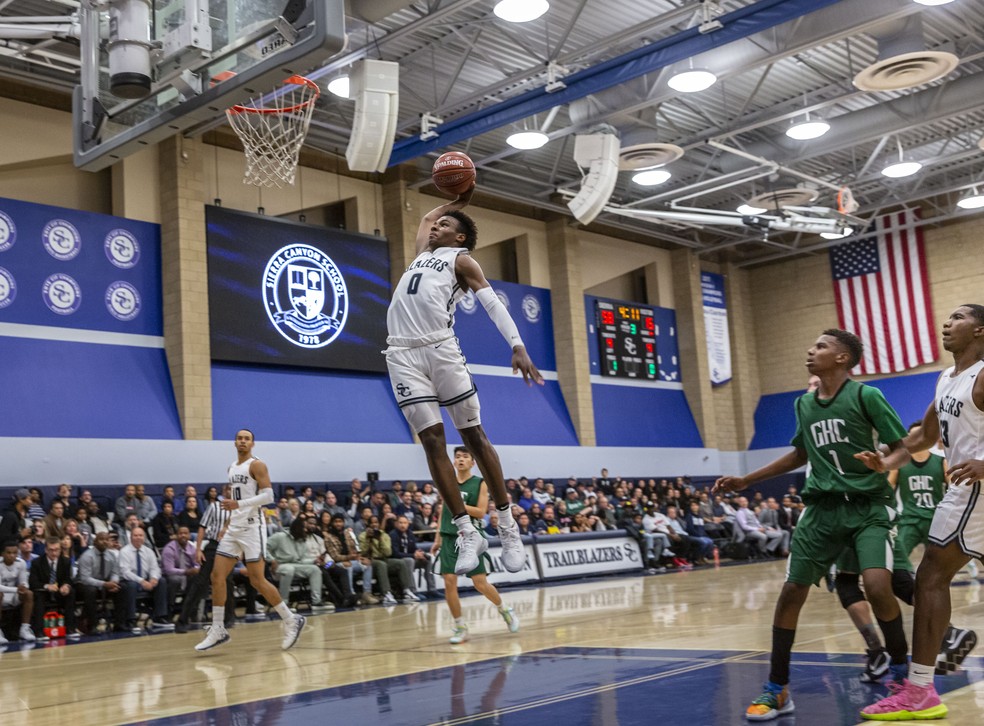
[439, 475, 487, 536]
[896, 454, 946, 521]
[791, 379, 907, 502]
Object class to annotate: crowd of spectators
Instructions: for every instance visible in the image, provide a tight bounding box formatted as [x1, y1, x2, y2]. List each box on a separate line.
[0, 471, 802, 646]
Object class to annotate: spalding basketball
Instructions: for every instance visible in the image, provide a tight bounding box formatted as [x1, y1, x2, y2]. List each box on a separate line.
[432, 152, 476, 195]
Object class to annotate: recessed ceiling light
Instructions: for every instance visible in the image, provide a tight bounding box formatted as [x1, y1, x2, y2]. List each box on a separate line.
[327, 76, 350, 98]
[632, 169, 672, 186]
[494, 0, 549, 23]
[786, 120, 830, 141]
[913, 0, 956, 6]
[957, 190, 984, 209]
[820, 228, 853, 240]
[737, 204, 767, 215]
[667, 69, 717, 93]
[881, 160, 923, 178]
[506, 131, 549, 150]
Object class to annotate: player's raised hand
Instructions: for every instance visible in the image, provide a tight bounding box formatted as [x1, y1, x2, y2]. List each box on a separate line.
[853, 450, 885, 473]
[713, 476, 746, 494]
[220, 499, 239, 511]
[512, 347, 544, 387]
[947, 459, 984, 486]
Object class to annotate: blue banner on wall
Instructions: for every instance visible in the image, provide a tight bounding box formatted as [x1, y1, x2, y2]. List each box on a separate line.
[0, 196, 162, 335]
[701, 272, 731, 385]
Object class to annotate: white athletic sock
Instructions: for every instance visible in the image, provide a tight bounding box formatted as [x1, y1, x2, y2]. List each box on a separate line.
[274, 601, 293, 620]
[212, 606, 225, 627]
[453, 617, 464, 627]
[497, 506, 514, 527]
[453, 514, 475, 532]
[909, 662, 934, 688]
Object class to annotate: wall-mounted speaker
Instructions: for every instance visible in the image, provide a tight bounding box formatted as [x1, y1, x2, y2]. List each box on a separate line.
[346, 59, 400, 173]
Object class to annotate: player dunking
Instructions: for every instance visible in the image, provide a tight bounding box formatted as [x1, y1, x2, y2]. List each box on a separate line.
[861, 305, 984, 721]
[715, 329, 910, 721]
[195, 429, 305, 652]
[385, 183, 542, 576]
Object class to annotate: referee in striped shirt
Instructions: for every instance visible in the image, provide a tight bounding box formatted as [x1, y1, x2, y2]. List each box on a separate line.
[175, 492, 234, 633]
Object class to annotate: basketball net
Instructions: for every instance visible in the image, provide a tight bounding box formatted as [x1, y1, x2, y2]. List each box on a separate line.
[226, 75, 320, 188]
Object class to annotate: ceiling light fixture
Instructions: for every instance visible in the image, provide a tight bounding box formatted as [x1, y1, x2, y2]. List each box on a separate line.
[957, 187, 984, 210]
[737, 203, 767, 215]
[881, 137, 922, 178]
[667, 68, 717, 93]
[493, 0, 549, 23]
[913, 0, 956, 6]
[327, 76, 350, 98]
[786, 118, 830, 141]
[632, 168, 672, 186]
[820, 228, 853, 240]
[506, 130, 549, 150]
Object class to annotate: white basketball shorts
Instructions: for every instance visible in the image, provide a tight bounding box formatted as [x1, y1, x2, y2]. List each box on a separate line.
[928, 481, 984, 559]
[1, 592, 22, 608]
[386, 339, 480, 434]
[216, 522, 266, 563]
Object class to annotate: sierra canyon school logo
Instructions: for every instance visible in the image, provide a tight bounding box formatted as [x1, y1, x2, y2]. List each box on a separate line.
[42, 219, 82, 261]
[105, 281, 141, 321]
[42, 273, 81, 315]
[458, 290, 477, 314]
[263, 243, 349, 349]
[521, 294, 541, 323]
[0, 267, 15, 309]
[104, 229, 141, 269]
[0, 210, 15, 252]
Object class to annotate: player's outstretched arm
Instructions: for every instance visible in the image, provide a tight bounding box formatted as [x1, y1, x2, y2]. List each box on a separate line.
[855, 439, 909, 473]
[415, 183, 475, 253]
[456, 255, 544, 387]
[713, 448, 808, 494]
[903, 402, 941, 454]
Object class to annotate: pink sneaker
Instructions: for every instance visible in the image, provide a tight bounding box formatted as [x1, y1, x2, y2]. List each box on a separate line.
[860, 679, 947, 721]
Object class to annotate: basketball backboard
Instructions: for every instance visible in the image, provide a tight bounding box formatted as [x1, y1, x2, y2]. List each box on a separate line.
[73, 0, 346, 171]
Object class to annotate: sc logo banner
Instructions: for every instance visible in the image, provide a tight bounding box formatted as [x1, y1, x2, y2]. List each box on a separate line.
[104, 229, 141, 269]
[42, 273, 82, 315]
[42, 219, 82, 261]
[105, 281, 142, 322]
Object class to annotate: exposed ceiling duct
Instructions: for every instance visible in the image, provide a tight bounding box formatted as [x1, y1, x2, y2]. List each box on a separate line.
[746, 186, 819, 210]
[853, 13, 958, 92]
[344, 0, 417, 24]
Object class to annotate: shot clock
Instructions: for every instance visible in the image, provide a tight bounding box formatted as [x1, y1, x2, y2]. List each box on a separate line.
[595, 300, 657, 379]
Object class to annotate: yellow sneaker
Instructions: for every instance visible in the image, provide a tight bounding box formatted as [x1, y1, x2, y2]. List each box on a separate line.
[746, 684, 794, 721]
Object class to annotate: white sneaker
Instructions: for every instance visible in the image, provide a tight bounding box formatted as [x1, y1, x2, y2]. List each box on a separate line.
[281, 615, 306, 650]
[497, 519, 526, 573]
[381, 592, 398, 606]
[449, 624, 469, 644]
[311, 603, 334, 614]
[402, 591, 421, 603]
[500, 606, 520, 633]
[18, 624, 36, 642]
[194, 625, 230, 652]
[454, 528, 488, 575]
[0, 631, 7, 646]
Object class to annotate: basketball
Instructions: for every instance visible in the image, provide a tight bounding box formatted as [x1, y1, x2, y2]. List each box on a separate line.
[432, 151, 476, 195]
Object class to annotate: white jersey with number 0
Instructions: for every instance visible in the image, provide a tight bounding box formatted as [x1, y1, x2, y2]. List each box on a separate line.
[227, 457, 260, 529]
[935, 360, 984, 466]
[387, 246, 469, 348]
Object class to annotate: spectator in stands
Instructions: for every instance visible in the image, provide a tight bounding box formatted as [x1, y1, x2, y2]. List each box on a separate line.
[780, 495, 800, 530]
[151, 501, 179, 549]
[684, 501, 715, 563]
[284, 498, 301, 527]
[593, 495, 617, 530]
[353, 506, 373, 537]
[517, 488, 535, 511]
[18, 535, 37, 567]
[276, 496, 292, 527]
[63, 519, 88, 558]
[367, 491, 386, 519]
[516, 512, 533, 535]
[554, 501, 572, 532]
[321, 490, 348, 523]
[176, 485, 196, 513]
[485, 511, 499, 537]
[302, 500, 316, 518]
[30, 520, 47, 556]
[27, 488, 46, 522]
[786, 484, 802, 505]
[76, 488, 94, 509]
[159, 485, 176, 508]
[53, 483, 73, 512]
[116, 485, 139, 524]
[412, 502, 438, 542]
[735, 496, 787, 557]
[343, 478, 366, 518]
[298, 486, 314, 507]
[390, 515, 430, 598]
[118, 526, 172, 632]
[75, 531, 125, 634]
[697, 492, 729, 538]
[535, 506, 561, 535]
[311, 491, 326, 515]
[0, 488, 33, 541]
[420, 482, 439, 506]
[532, 479, 552, 506]
[74, 506, 94, 540]
[386, 482, 404, 509]
[379, 502, 398, 534]
[358, 515, 412, 606]
[177, 495, 200, 532]
[133, 485, 157, 526]
[85, 500, 111, 535]
[161, 526, 199, 614]
[564, 487, 585, 516]
[641, 508, 673, 564]
[29, 537, 79, 640]
[324, 514, 377, 605]
[43, 500, 67, 539]
[570, 512, 592, 533]
[758, 498, 792, 555]
[596, 468, 613, 494]
[203, 486, 219, 507]
[114, 513, 141, 546]
[266, 515, 333, 614]
[0, 539, 36, 644]
[664, 506, 697, 567]
[395, 491, 416, 519]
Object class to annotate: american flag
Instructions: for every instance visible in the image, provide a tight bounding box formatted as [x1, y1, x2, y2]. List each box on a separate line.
[829, 210, 938, 375]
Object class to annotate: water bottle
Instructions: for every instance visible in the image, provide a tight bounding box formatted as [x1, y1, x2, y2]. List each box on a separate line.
[712, 546, 720, 567]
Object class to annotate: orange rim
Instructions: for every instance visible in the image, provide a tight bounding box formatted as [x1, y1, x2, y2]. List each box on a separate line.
[228, 75, 321, 115]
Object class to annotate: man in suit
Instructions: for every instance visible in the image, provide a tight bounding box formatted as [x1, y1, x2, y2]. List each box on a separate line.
[29, 537, 79, 640]
[76, 531, 126, 633]
[754, 497, 792, 556]
[390, 515, 432, 596]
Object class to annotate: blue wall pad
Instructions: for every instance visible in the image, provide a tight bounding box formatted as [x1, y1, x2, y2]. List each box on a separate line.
[0, 337, 180, 438]
[592, 384, 702, 448]
[211, 363, 412, 443]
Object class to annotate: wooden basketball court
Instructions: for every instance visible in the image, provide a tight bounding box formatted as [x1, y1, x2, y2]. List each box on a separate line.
[3, 560, 982, 725]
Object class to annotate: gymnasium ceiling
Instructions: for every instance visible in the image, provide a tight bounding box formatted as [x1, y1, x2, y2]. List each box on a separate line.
[2, 0, 984, 266]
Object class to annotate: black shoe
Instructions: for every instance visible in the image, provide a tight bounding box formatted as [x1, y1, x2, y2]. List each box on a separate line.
[936, 626, 978, 674]
[174, 622, 189, 634]
[859, 647, 890, 683]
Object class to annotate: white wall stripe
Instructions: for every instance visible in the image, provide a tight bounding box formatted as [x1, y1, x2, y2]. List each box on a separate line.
[589, 374, 684, 390]
[468, 364, 559, 381]
[0, 322, 165, 349]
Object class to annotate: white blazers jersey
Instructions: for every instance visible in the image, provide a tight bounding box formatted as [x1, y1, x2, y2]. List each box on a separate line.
[227, 457, 261, 528]
[935, 360, 984, 467]
[387, 246, 469, 348]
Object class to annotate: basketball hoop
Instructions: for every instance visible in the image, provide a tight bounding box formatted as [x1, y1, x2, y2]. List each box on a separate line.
[226, 75, 320, 188]
[837, 185, 859, 215]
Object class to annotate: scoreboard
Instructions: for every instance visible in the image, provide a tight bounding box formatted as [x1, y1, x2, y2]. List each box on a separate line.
[596, 300, 657, 379]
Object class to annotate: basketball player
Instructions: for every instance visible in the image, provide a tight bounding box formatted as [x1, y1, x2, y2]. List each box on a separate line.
[195, 429, 306, 652]
[431, 447, 519, 644]
[714, 329, 910, 721]
[861, 305, 984, 721]
[385, 183, 541, 577]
